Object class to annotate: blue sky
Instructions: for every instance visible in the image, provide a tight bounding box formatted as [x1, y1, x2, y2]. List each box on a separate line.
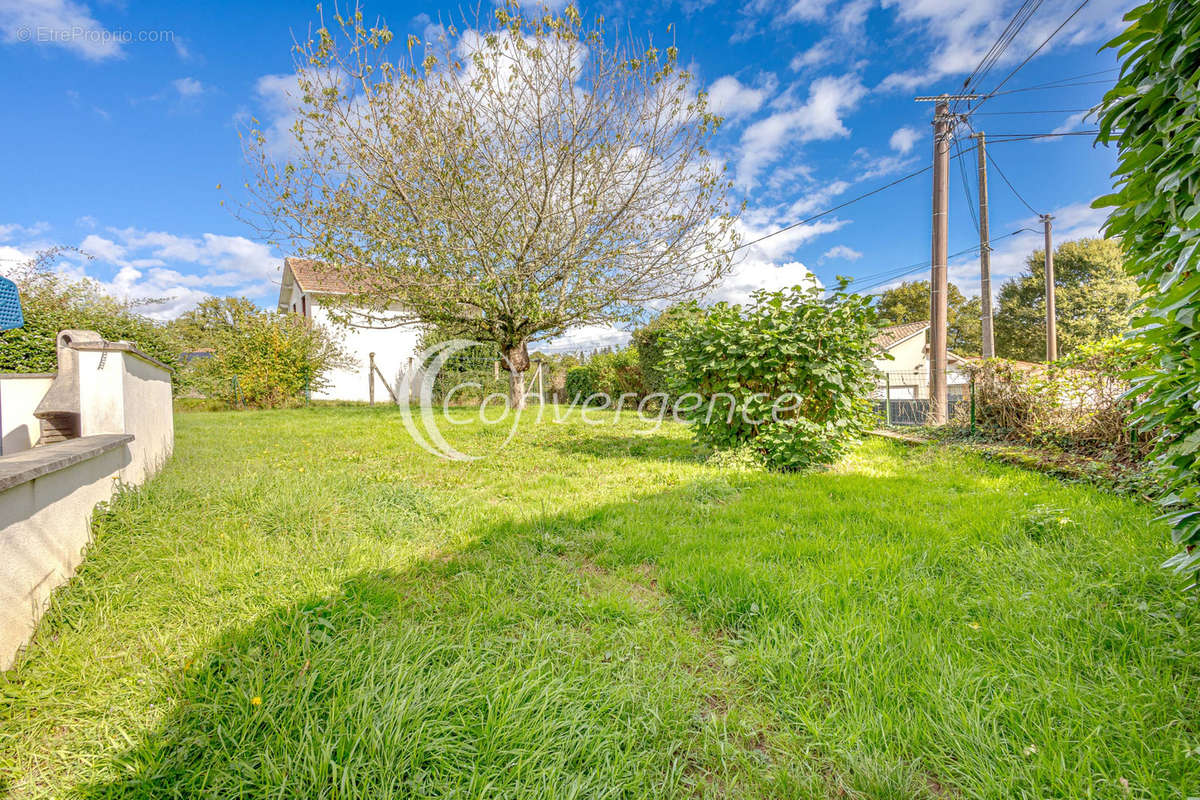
[0, 0, 1126, 349]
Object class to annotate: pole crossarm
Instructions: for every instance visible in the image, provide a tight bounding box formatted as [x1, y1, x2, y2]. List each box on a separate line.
[914, 94, 983, 102]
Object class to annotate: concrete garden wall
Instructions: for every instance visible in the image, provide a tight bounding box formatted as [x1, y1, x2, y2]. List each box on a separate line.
[0, 374, 54, 455]
[0, 333, 173, 669]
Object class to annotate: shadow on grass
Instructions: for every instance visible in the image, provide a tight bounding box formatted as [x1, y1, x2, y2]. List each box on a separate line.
[65, 453, 1117, 799]
[70, 483, 789, 799]
[537, 428, 697, 463]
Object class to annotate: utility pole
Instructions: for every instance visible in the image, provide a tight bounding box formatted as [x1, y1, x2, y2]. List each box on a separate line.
[1041, 213, 1057, 361]
[970, 131, 995, 359]
[915, 94, 976, 423]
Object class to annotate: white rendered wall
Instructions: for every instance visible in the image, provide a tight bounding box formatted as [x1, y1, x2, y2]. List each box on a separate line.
[76, 349, 174, 484]
[0, 375, 53, 455]
[309, 303, 423, 403]
[0, 442, 130, 670]
[0, 340, 173, 670]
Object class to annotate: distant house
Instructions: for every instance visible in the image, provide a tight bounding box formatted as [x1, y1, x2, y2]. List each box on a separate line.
[277, 257, 422, 403]
[872, 321, 970, 402]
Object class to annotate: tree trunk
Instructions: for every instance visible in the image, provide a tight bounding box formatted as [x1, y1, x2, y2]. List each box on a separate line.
[504, 342, 530, 410]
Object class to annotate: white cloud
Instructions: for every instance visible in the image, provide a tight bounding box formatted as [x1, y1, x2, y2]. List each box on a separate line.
[249, 73, 307, 159]
[889, 125, 920, 154]
[946, 200, 1108, 298]
[789, 40, 834, 71]
[539, 324, 631, 355]
[0, 221, 50, 242]
[1050, 110, 1090, 136]
[736, 73, 867, 187]
[707, 75, 773, 119]
[876, 0, 1128, 94]
[784, 180, 851, 217]
[784, 0, 833, 22]
[79, 233, 127, 264]
[822, 244, 862, 261]
[0, 222, 281, 319]
[0, 0, 122, 60]
[705, 257, 819, 304]
[172, 77, 204, 97]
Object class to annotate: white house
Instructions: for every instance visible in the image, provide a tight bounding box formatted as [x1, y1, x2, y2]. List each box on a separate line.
[873, 321, 970, 402]
[277, 257, 423, 403]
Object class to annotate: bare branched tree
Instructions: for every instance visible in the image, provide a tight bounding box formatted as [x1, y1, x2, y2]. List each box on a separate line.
[242, 2, 739, 407]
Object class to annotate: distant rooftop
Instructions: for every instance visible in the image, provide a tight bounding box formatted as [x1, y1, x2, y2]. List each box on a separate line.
[874, 321, 929, 350]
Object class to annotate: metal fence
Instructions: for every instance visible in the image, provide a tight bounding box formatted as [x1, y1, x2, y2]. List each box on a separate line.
[873, 369, 971, 427]
[872, 398, 965, 426]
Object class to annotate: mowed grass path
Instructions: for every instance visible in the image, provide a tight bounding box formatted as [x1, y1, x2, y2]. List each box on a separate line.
[2, 407, 1198, 798]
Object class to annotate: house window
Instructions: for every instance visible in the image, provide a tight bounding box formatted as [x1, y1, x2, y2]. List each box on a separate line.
[301, 295, 307, 317]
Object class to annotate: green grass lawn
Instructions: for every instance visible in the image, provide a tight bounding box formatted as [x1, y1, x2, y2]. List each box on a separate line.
[2, 407, 1198, 798]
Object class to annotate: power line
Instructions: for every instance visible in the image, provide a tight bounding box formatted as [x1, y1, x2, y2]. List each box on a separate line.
[854, 229, 1037, 294]
[955, 0, 1047, 112]
[954, 128, 980, 236]
[970, 0, 1095, 114]
[986, 130, 1099, 141]
[986, 150, 1041, 216]
[971, 107, 1093, 115]
[993, 69, 1116, 94]
[688, 161, 938, 268]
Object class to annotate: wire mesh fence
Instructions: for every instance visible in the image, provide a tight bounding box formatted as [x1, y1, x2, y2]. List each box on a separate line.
[872, 368, 971, 427]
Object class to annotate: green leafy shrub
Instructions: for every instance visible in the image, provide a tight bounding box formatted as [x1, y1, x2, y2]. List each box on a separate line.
[0, 253, 178, 374]
[587, 348, 646, 398]
[565, 365, 594, 401]
[564, 349, 647, 401]
[1095, 1, 1200, 582]
[632, 303, 703, 396]
[174, 298, 354, 408]
[665, 283, 881, 470]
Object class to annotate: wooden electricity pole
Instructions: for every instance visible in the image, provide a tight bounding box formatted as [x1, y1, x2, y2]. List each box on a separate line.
[1041, 213, 1057, 361]
[915, 94, 975, 423]
[970, 131, 995, 359]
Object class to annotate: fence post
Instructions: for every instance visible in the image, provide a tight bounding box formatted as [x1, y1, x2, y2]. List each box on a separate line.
[305, 378, 310, 406]
[885, 373, 892, 426]
[369, 352, 376, 406]
[970, 377, 976, 435]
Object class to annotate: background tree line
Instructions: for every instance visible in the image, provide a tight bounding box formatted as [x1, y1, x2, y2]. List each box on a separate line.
[873, 238, 1135, 362]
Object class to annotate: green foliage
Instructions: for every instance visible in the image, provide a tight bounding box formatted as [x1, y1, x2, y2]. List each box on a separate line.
[993, 238, 1137, 362]
[564, 349, 647, 401]
[875, 279, 981, 355]
[565, 365, 594, 401]
[417, 325, 503, 403]
[631, 303, 703, 395]
[1095, 2, 1200, 583]
[173, 298, 354, 408]
[666, 284, 881, 470]
[0, 256, 177, 374]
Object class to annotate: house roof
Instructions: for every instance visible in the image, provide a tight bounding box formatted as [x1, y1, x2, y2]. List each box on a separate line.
[874, 321, 929, 351]
[279, 256, 353, 303]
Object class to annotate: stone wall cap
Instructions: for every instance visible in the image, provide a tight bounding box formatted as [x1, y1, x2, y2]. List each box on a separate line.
[69, 341, 172, 372]
[0, 434, 134, 492]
